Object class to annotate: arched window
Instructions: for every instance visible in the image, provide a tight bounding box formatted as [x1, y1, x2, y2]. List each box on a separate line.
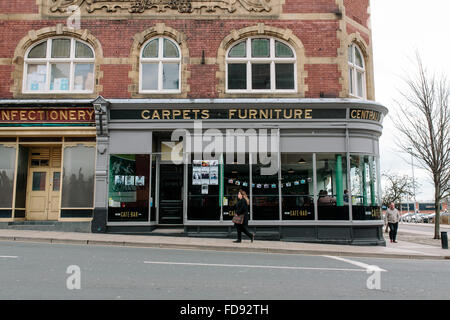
[226, 37, 297, 93]
[348, 43, 366, 99]
[23, 38, 95, 93]
[140, 37, 181, 93]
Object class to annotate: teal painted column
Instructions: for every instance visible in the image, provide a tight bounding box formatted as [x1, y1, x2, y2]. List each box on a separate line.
[362, 159, 368, 206]
[369, 157, 376, 206]
[335, 154, 344, 206]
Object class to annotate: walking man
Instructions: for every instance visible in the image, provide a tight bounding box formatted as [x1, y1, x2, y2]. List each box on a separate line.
[385, 202, 400, 243]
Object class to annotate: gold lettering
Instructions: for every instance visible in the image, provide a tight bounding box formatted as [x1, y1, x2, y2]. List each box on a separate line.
[141, 110, 150, 120]
[304, 109, 312, 119]
[162, 110, 170, 120]
[20, 110, 27, 121]
[201, 109, 210, 119]
[152, 110, 160, 120]
[238, 109, 247, 119]
[86, 110, 95, 121]
[273, 109, 282, 119]
[50, 110, 59, 121]
[249, 109, 257, 119]
[229, 109, 236, 119]
[192, 109, 200, 119]
[259, 109, 269, 119]
[78, 110, 86, 121]
[11, 110, 18, 121]
[356, 110, 361, 119]
[1, 110, 10, 121]
[183, 110, 190, 119]
[172, 110, 181, 119]
[351, 110, 357, 119]
[69, 110, 77, 121]
[37, 111, 45, 121]
[283, 109, 293, 119]
[294, 109, 303, 119]
[28, 111, 36, 121]
[60, 110, 68, 121]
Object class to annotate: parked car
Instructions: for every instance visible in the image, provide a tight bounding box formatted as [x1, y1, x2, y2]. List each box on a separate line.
[420, 213, 431, 223]
[401, 213, 413, 223]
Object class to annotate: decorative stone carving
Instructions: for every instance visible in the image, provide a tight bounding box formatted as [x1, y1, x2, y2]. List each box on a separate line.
[49, 0, 272, 14]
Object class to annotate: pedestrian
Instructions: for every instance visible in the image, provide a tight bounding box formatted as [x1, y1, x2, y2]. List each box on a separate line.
[385, 202, 400, 243]
[233, 189, 255, 243]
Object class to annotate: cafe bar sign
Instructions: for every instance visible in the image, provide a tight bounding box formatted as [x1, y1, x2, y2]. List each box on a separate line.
[0, 108, 95, 124]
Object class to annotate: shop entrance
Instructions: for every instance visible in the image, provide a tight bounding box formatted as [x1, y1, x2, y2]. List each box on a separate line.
[158, 164, 183, 224]
[26, 147, 62, 221]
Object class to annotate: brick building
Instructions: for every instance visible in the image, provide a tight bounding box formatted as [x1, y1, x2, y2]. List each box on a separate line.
[0, 0, 388, 245]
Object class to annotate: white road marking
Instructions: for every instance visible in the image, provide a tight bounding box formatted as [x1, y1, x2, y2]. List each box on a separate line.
[323, 255, 387, 272]
[0, 256, 18, 259]
[144, 261, 366, 272]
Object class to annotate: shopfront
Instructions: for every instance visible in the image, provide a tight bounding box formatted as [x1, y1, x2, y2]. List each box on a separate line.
[0, 103, 96, 231]
[94, 98, 388, 245]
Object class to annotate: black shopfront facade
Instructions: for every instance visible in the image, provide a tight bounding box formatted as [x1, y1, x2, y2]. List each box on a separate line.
[92, 98, 388, 245]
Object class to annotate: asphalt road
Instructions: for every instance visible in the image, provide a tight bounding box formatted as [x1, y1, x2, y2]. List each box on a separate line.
[1, 241, 450, 300]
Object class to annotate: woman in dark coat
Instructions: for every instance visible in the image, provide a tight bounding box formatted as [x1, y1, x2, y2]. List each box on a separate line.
[234, 189, 255, 243]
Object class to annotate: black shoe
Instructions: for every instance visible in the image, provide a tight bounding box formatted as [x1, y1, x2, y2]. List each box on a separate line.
[251, 234, 255, 243]
[233, 240, 241, 243]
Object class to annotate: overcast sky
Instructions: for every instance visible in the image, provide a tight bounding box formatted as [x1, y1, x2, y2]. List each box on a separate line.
[370, 0, 450, 201]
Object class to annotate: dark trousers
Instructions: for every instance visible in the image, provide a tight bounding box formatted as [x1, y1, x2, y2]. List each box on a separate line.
[388, 222, 399, 241]
[235, 222, 253, 240]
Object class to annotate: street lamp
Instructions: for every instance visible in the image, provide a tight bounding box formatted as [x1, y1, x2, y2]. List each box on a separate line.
[408, 148, 417, 213]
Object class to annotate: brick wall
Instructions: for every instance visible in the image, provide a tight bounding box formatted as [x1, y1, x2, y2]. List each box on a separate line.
[0, 0, 373, 100]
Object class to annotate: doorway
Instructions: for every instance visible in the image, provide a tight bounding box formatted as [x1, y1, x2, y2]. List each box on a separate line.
[26, 147, 62, 220]
[158, 164, 184, 224]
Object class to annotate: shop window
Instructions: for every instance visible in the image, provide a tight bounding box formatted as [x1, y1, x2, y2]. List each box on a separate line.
[226, 37, 296, 93]
[140, 37, 181, 93]
[188, 157, 221, 220]
[350, 155, 381, 220]
[107, 154, 150, 222]
[0, 145, 16, 208]
[222, 154, 250, 221]
[281, 154, 314, 220]
[23, 38, 95, 93]
[316, 154, 349, 220]
[252, 160, 279, 220]
[61, 145, 95, 208]
[348, 43, 366, 99]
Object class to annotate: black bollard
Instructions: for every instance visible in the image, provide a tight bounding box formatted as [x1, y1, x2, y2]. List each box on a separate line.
[441, 232, 448, 249]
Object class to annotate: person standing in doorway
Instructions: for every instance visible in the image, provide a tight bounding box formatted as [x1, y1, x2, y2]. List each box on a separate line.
[234, 189, 255, 243]
[385, 202, 400, 243]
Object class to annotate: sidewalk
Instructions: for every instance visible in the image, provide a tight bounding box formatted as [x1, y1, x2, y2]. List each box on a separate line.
[1, 228, 449, 260]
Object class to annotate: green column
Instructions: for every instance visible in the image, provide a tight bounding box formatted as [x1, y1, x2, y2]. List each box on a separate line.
[362, 159, 368, 206]
[335, 154, 344, 206]
[369, 157, 376, 206]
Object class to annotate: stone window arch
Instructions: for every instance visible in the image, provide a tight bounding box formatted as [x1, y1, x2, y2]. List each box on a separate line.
[348, 42, 366, 99]
[12, 25, 103, 98]
[217, 24, 307, 98]
[129, 24, 189, 98]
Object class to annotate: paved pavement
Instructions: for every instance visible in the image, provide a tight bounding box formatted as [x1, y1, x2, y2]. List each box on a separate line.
[0, 225, 449, 260]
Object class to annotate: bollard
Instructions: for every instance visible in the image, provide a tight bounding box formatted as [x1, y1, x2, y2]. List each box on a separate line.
[441, 232, 448, 249]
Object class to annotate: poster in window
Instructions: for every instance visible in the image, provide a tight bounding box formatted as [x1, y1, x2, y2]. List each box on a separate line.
[125, 175, 135, 186]
[135, 176, 145, 186]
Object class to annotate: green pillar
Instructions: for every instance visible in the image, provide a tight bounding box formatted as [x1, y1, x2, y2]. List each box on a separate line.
[335, 154, 344, 207]
[369, 157, 376, 206]
[362, 159, 368, 207]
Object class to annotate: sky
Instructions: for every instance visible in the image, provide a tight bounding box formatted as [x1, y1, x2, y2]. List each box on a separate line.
[370, 0, 450, 202]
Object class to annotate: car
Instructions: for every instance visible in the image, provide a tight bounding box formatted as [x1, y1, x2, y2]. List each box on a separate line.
[401, 213, 413, 223]
[410, 213, 423, 223]
[420, 213, 431, 223]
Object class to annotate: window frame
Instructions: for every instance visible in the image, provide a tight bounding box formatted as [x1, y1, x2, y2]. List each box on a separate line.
[22, 37, 95, 94]
[139, 37, 182, 94]
[348, 43, 366, 99]
[225, 37, 297, 94]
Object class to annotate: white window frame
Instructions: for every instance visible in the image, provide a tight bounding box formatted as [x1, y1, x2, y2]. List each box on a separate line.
[22, 37, 95, 94]
[139, 37, 182, 94]
[348, 43, 366, 99]
[226, 37, 297, 94]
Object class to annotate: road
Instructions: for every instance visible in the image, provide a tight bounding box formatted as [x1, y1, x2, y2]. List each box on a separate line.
[1, 241, 449, 300]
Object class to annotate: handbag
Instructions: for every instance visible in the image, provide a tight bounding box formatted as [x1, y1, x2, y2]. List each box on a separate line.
[232, 214, 244, 225]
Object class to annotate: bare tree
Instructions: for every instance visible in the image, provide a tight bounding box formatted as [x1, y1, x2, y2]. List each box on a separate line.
[393, 54, 450, 239]
[381, 172, 416, 208]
